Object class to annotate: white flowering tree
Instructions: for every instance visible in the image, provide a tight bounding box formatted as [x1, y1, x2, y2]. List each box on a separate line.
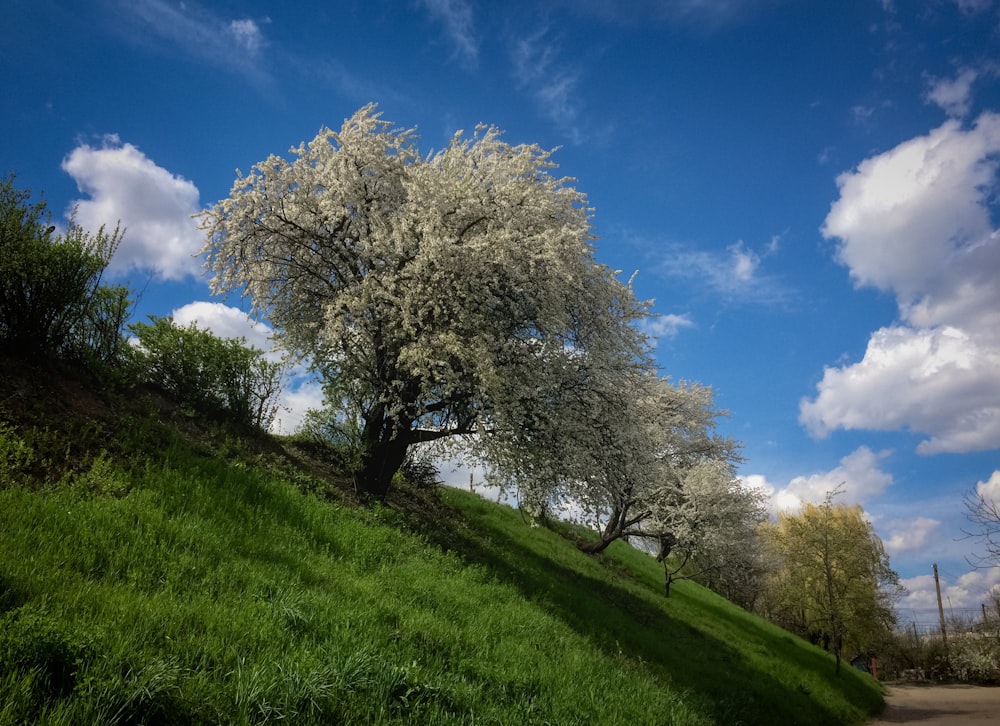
[200, 105, 648, 499]
[493, 369, 747, 579]
[649, 458, 767, 597]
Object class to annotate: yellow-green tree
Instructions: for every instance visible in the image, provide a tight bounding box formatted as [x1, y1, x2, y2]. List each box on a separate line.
[761, 493, 902, 673]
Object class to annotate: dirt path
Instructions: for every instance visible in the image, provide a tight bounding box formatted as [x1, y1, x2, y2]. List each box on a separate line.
[869, 684, 1000, 724]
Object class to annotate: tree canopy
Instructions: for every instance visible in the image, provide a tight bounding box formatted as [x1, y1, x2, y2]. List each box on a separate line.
[761, 494, 902, 673]
[485, 365, 753, 585]
[962, 479, 1000, 568]
[200, 105, 649, 499]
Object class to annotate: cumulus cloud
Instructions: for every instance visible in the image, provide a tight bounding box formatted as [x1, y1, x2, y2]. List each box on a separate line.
[800, 326, 1000, 455]
[61, 137, 203, 281]
[271, 378, 326, 436]
[898, 568, 1000, 615]
[419, 0, 478, 67]
[884, 517, 941, 555]
[171, 301, 274, 351]
[977, 470, 1000, 503]
[738, 473, 786, 513]
[740, 446, 893, 515]
[802, 114, 1000, 454]
[822, 115, 1000, 305]
[783, 446, 893, 509]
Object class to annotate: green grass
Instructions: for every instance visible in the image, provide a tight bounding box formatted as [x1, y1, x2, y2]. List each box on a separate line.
[0, 423, 883, 724]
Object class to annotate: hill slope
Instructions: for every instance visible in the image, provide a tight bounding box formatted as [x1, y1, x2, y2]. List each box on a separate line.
[0, 362, 883, 724]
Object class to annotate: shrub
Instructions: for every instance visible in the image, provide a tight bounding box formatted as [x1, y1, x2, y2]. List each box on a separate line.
[0, 174, 129, 363]
[948, 632, 1000, 683]
[130, 316, 285, 430]
[70, 283, 134, 368]
[398, 452, 442, 492]
[0, 421, 33, 486]
[297, 406, 365, 471]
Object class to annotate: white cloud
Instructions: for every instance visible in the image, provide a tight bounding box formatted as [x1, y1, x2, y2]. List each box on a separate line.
[61, 137, 203, 281]
[565, 0, 773, 27]
[738, 473, 791, 515]
[954, 0, 993, 14]
[784, 446, 893, 508]
[925, 68, 978, 118]
[227, 19, 264, 55]
[729, 240, 759, 281]
[884, 517, 941, 555]
[800, 326, 1000, 455]
[822, 115, 1000, 303]
[510, 28, 586, 143]
[110, 0, 270, 84]
[271, 377, 325, 436]
[898, 567, 1000, 616]
[171, 301, 274, 351]
[641, 313, 695, 341]
[977, 470, 1000, 503]
[741, 446, 893, 515]
[803, 114, 1000, 454]
[419, 0, 478, 67]
[654, 239, 791, 305]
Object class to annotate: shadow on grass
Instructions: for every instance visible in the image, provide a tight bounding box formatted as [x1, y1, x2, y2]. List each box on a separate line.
[419, 490, 877, 726]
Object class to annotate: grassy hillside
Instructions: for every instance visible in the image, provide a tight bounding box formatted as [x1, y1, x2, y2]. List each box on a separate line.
[0, 363, 884, 724]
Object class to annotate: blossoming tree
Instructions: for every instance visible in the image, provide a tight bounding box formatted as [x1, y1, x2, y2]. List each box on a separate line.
[200, 105, 648, 499]
[489, 367, 751, 582]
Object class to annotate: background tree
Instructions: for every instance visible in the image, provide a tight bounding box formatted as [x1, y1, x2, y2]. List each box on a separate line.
[489, 367, 747, 590]
[761, 493, 903, 673]
[963, 480, 1000, 567]
[693, 515, 770, 611]
[648, 459, 767, 597]
[200, 105, 648, 499]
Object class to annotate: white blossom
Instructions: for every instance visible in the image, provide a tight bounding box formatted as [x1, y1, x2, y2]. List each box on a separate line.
[200, 104, 649, 497]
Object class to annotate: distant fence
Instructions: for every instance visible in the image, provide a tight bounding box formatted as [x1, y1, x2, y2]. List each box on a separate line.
[895, 606, 1000, 639]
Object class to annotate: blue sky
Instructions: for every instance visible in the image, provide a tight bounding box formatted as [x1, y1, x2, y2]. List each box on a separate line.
[4, 0, 1000, 623]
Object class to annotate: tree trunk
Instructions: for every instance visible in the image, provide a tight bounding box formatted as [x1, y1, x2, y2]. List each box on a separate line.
[579, 536, 615, 555]
[578, 512, 623, 554]
[357, 410, 411, 501]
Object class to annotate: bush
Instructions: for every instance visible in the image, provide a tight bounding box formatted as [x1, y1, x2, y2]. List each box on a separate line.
[0, 174, 129, 363]
[130, 316, 285, 430]
[297, 406, 365, 471]
[398, 452, 442, 492]
[948, 632, 1000, 683]
[0, 421, 33, 486]
[70, 283, 134, 368]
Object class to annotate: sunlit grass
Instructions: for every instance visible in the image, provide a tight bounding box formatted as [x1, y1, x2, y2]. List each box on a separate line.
[0, 433, 882, 724]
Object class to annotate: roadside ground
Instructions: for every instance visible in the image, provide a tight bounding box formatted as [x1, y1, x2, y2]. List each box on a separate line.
[870, 683, 1000, 724]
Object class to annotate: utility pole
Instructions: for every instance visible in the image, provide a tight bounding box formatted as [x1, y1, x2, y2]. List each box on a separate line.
[933, 563, 948, 655]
